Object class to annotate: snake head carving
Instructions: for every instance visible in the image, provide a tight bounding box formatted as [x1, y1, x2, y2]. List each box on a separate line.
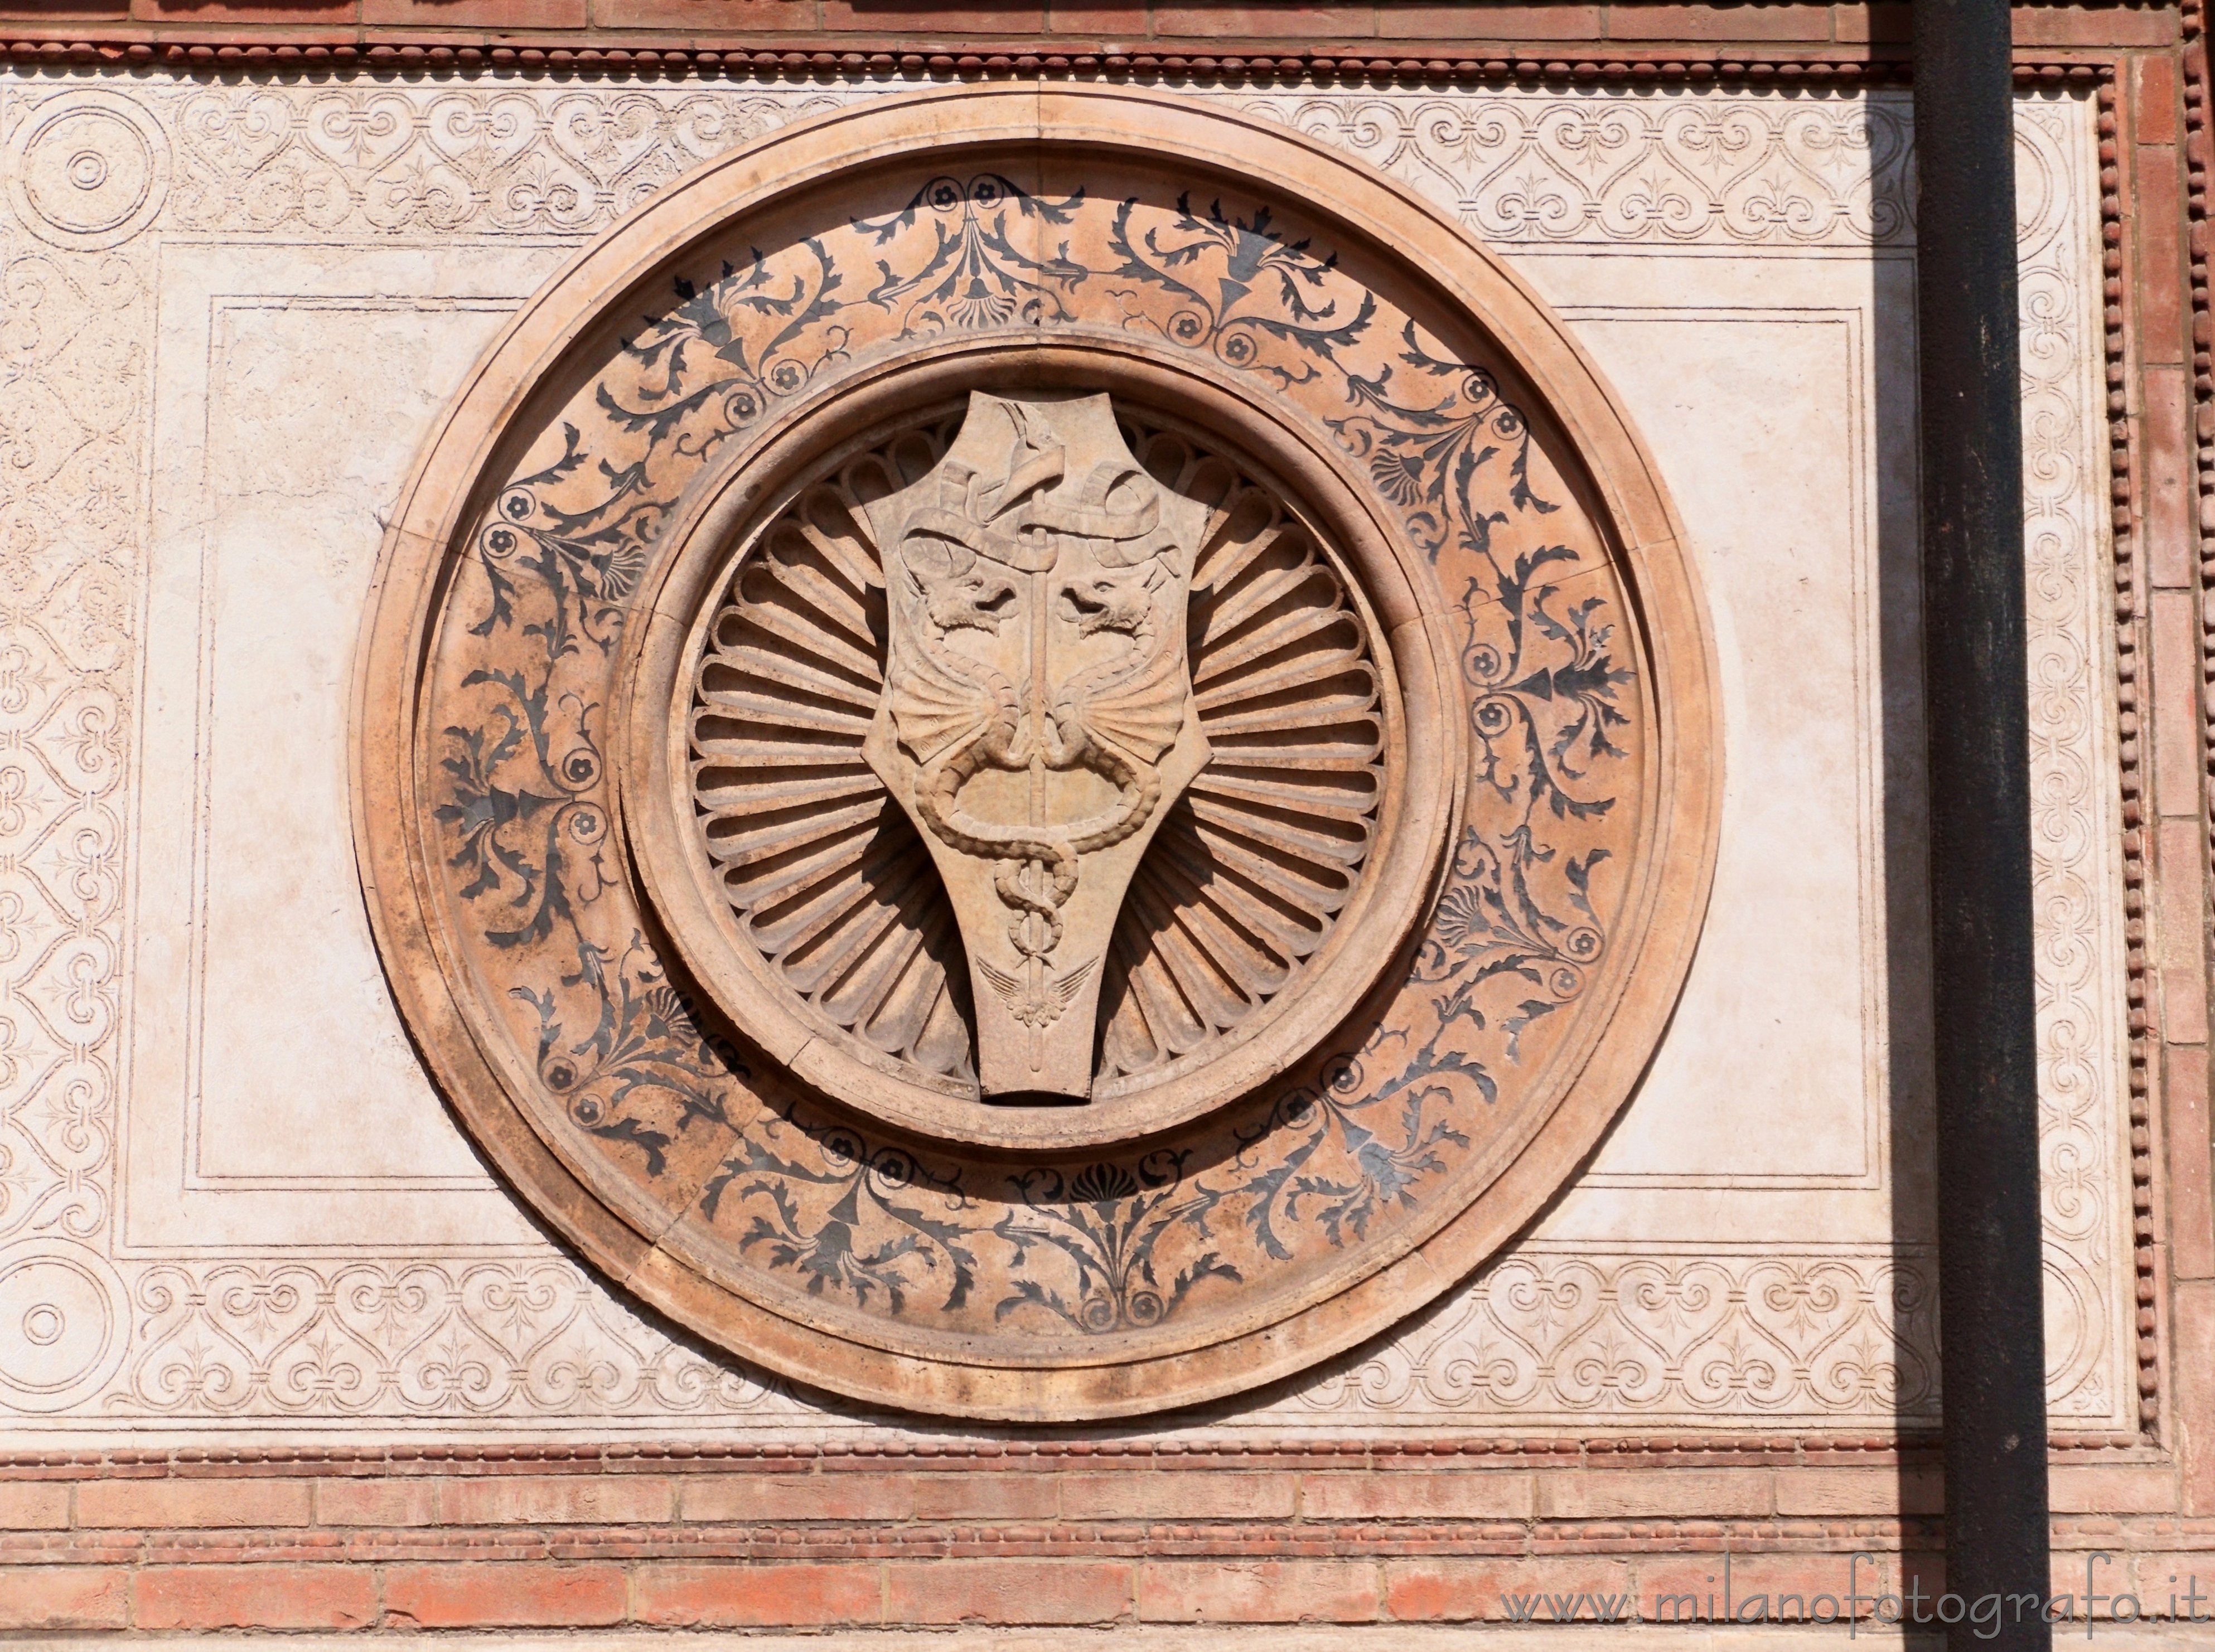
[920, 564, 1020, 634]
[1058, 574, 1152, 638]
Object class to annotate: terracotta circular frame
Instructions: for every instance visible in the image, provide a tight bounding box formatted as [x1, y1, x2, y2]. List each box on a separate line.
[616, 339, 1454, 1154]
[354, 85, 1721, 1420]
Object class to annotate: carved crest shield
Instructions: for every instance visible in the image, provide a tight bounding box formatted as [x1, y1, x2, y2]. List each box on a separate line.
[863, 392, 1211, 1099]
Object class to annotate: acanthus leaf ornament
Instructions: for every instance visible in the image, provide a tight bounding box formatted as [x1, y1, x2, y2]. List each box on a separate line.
[864, 393, 1209, 1098]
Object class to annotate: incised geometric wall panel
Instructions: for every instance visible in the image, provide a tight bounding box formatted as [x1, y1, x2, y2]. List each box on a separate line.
[0, 69, 2125, 1437]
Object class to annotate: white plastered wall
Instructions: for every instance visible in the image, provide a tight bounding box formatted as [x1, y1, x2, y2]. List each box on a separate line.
[0, 74, 2129, 1437]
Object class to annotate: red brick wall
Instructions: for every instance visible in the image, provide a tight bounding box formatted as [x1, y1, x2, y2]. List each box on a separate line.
[2, 1442, 2205, 1634]
[0, 2, 2185, 59]
[0, 1442, 1936, 1633]
[0, 1, 1931, 52]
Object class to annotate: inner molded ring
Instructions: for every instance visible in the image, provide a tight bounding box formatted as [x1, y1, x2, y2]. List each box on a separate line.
[615, 334, 1462, 1155]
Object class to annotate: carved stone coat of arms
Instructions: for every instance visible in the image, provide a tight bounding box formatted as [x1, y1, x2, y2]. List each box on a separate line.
[862, 392, 1211, 1100]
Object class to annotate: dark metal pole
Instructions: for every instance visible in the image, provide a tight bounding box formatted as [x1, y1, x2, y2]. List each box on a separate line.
[1913, 3, 2053, 1648]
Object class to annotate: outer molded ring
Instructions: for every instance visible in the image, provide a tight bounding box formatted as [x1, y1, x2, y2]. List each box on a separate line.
[352, 84, 1721, 1420]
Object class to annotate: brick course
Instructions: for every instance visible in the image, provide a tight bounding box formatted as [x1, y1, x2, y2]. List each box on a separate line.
[383, 1562, 627, 1628]
[0, 1568, 131, 1632]
[76, 1478, 314, 1531]
[1138, 1558, 1380, 1622]
[437, 1474, 675, 1527]
[0, 1448, 2207, 1629]
[1298, 1470, 1533, 1521]
[883, 1558, 1134, 1625]
[633, 1561, 882, 1626]
[0, 1, 2179, 56]
[135, 1565, 378, 1632]
[1382, 1555, 1639, 1622]
[312, 1479, 439, 1529]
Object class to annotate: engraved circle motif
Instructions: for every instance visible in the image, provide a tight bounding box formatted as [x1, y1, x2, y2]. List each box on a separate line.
[0, 1239, 128, 1412]
[684, 405, 1387, 1112]
[6, 91, 170, 249]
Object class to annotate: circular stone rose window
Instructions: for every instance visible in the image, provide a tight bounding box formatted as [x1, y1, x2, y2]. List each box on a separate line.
[357, 88, 1718, 1420]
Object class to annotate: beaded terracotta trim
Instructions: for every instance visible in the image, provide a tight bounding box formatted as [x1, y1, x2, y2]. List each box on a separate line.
[2194, 6, 2215, 661]
[0, 1437, 1936, 1474]
[7, 1435, 2166, 1479]
[0, 37, 2129, 87]
[2101, 63, 2163, 1444]
[2156, 0, 2215, 1468]
[8, 1512, 2195, 1567]
[0, 1519, 1951, 1566]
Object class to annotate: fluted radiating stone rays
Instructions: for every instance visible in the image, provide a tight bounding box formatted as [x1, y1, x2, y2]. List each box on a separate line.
[686, 411, 1385, 1098]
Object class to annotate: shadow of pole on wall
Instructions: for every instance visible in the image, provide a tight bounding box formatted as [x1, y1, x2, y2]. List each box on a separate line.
[1911, 2, 2055, 1648]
